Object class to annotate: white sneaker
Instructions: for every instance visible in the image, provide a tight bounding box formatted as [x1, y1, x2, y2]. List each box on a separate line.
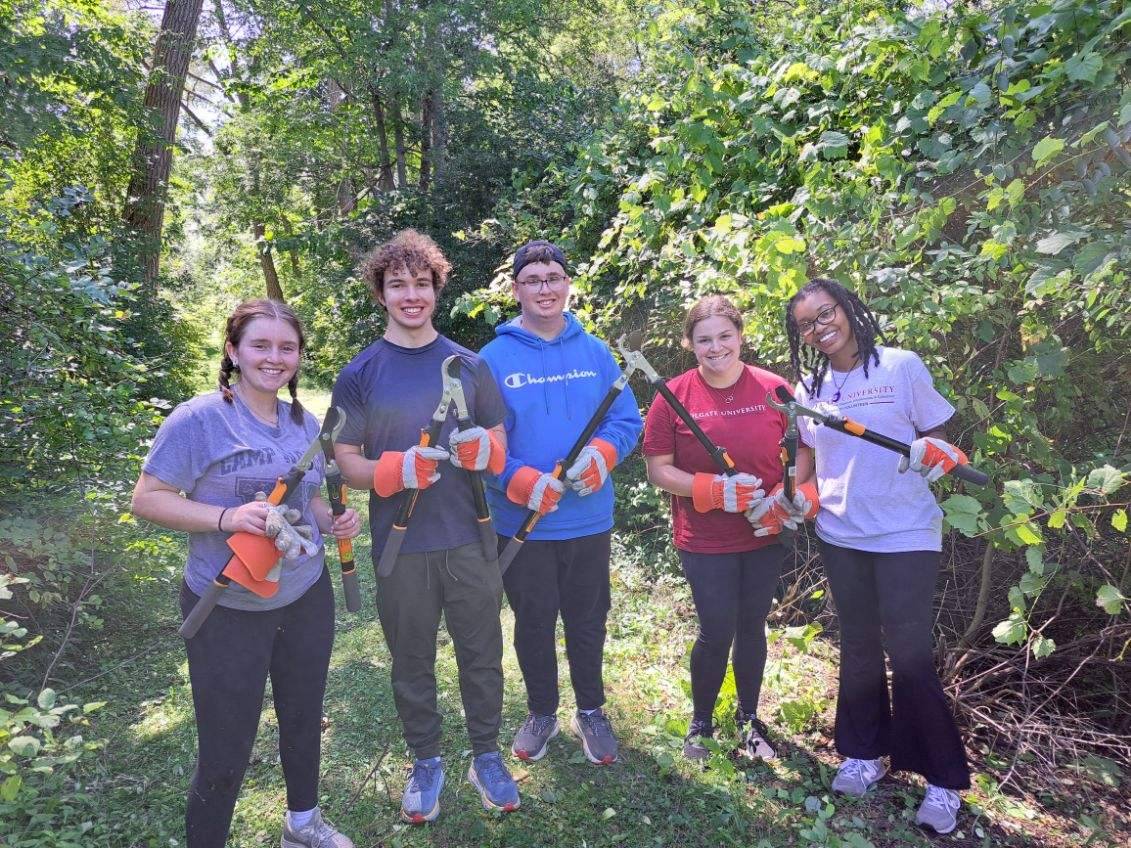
[831, 757, 887, 796]
[281, 808, 354, 848]
[916, 784, 960, 834]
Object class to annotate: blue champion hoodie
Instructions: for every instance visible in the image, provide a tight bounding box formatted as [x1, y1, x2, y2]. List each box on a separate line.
[479, 312, 643, 540]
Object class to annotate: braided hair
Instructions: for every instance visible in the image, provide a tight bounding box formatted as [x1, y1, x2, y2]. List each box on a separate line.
[785, 278, 886, 396]
[219, 298, 306, 424]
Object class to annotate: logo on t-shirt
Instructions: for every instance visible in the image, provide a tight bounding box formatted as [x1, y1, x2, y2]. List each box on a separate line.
[504, 368, 598, 389]
[691, 404, 766, 419]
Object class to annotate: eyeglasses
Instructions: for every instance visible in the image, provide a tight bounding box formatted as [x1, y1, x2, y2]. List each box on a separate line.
[796, 303, 839, 336]
[516, 273, 568, 290]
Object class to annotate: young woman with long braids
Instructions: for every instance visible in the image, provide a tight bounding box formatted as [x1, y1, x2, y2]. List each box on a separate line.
[751, 278, 972, 834]
[132, 299, 360, 848]
[643, 295, 807, 762]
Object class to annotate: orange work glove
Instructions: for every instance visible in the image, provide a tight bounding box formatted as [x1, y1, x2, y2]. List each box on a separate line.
[746, 481, 819, 537]
[564, 438, 618, 496]
[897, 437, 969, 482]
[691, 472, 764, 513]
[372, 445, 449, 497]
[448, 426, 506, 474]
[506, 466, 565, 515]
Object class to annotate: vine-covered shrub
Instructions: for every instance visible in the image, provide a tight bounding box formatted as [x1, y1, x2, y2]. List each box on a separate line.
[464, 0, 1130, 767]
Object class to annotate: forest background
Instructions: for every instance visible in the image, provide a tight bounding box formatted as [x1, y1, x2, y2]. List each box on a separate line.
[1, 0, 1129, 846]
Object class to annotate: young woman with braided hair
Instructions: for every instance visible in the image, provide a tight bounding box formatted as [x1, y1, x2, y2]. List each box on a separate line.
[751, 278, 972, 834]
[132, 299, 360, 848]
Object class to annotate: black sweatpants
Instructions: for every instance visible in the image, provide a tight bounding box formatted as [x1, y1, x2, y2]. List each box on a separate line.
[500, 531, 611, 716]
[820, 540, 971, 789]
[678, 545, 784, 724]
[179, 568, 334, 848]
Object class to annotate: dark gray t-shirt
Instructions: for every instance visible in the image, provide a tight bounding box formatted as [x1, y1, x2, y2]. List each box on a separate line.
[143, 392, 325, 610]
[332, 335, 506, 556]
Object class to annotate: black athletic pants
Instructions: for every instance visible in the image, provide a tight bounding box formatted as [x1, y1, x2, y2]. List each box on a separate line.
[678, 545, 784, 724]
[820, 541, 971, 789]
[500, 531, 611, 716]
[179, 568, 334, 848]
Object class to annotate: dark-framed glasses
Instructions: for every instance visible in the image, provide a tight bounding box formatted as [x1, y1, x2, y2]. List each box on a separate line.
[516, 273, 568, 290]
[797, 303, 839, 336]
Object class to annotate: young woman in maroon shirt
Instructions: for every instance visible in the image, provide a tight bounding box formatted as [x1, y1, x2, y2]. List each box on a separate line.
[642, 295, 806, 761]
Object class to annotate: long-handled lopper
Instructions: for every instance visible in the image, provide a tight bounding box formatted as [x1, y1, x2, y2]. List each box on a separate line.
[498, 350, 638, 575]
[766, 386, 990, 487]
[615, 332, 739, 479]
[179, 412, 342, 639]
[319, 406, 362, 612]
[444, 356, 499, 564]
[375, 367, 454, 577]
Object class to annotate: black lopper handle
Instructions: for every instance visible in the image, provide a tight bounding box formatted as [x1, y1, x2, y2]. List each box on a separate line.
[179, 578, 228, 639]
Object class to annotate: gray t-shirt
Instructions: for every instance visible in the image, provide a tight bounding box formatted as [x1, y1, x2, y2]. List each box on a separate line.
[143, 391, 325, 610]
[796, 346, 955, 553]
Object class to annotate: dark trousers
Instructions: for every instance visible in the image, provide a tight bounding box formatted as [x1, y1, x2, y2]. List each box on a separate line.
[375, 541, 504, 759]
[820, 540, 971, 789]
[679, 546, 783, 724]
[179, 569, 334, 848]
[501, 531, 612, 715]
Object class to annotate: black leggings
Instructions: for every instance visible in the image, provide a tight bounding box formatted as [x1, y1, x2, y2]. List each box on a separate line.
[820, 541, 970, 789]
[678, 546, 784, 724]
[179, 569, 334, 848]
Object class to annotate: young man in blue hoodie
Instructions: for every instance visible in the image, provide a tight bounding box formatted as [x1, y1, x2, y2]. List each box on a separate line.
[479, 240, 643, 766]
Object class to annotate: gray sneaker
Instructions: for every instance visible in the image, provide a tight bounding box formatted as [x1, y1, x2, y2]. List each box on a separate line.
[281, 808, 354, 848]
[512, 713, 559, 762]
[736, 712, 777, 761]
[916, 785, 960, 834]
[682, 719, 712, 760]
[570, 708, 619, 764]
[831, 757, 887, 796]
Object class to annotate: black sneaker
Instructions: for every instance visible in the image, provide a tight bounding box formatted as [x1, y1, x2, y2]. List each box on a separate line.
[511, 713, 559, 762]
[736, 711, 777, 761]
[682, 719, 713, 760]
[570, 708, 619, 765]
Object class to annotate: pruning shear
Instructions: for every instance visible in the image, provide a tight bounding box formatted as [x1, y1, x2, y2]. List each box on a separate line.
[319, 406, 362, 612]
[179, 413, 337, 639]
[766, 386, 989, 487]
[444, 356, 499, 564]
[375, 358, 458, 577]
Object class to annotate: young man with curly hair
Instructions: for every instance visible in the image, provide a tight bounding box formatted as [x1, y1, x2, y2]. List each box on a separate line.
[332, 229, 519, 822]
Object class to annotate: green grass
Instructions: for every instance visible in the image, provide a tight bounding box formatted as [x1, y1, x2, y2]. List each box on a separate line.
[71, 517, 1127, 847]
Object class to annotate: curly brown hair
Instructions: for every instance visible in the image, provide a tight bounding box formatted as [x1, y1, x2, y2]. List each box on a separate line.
[358, 229, 452, 300]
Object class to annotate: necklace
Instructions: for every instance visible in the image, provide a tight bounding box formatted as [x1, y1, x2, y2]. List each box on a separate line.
[234, 384, 279, 426]
[828, 361, 861, 403]
[702, 368, 741, 404]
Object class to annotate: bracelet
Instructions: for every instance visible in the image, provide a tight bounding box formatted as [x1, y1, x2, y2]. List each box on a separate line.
[217, 507, 229, 532]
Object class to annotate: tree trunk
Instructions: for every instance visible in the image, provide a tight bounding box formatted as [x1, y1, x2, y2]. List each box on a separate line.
[432, 86, 448, 185]
[392, 100, 408, 189]
[122, 0, 205, 294]
[326, 79, 357, 214]
[419, 91, 433, 192]
[370, 89, 395, 191]
[252, 221, 285, 301]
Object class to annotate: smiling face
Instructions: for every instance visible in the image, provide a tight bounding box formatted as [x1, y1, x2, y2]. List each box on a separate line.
[792, 289, 858, 369]
[690, 314, 744, 385]
[513, 260, 570, 332]
[377, 264, 437, 341]
[226, 316, 301, 400]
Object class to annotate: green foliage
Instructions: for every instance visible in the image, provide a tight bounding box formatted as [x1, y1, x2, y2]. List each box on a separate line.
[467, 0, 1130, 665]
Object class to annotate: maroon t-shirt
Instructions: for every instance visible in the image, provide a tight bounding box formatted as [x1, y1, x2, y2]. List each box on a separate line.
[642, 364, 790, 554]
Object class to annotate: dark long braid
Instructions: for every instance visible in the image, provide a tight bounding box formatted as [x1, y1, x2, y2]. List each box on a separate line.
[219, 299, 306, 424]
[785, 278, 886, 396]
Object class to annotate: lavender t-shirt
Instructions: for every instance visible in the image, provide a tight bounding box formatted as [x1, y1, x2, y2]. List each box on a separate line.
[143, 392, 325, 610]
[796, 346, 955, 553]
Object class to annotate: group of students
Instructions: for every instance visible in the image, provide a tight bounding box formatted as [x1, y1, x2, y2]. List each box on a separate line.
[132, 230, 973, 848]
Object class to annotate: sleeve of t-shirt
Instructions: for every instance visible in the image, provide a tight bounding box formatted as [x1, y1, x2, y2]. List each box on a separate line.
[904, 353, 955, 433]
[794, 380, 817, 448]
[142, 403, 207, 493]
[642, 386, 676, 456]
[592, 345, 644, 465]
[331, 364, 367, 448]
[473, 359, 506, 430]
